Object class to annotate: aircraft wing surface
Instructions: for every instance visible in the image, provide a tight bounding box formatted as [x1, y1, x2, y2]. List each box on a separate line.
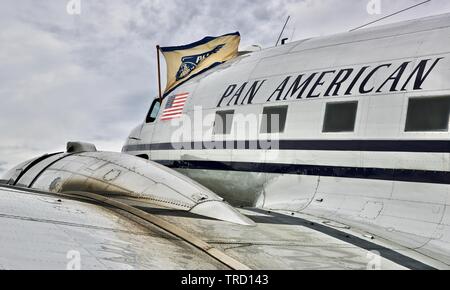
[0, 184, 444, 270]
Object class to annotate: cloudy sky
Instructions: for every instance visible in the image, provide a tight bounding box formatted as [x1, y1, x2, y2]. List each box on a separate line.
[1, 0, 449, 174]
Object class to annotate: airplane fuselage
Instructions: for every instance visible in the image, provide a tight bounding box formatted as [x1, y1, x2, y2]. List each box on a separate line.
[123, 14, 450, 264]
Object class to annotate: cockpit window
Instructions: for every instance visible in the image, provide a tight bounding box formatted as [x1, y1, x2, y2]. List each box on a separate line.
[146, 99, 161, 123]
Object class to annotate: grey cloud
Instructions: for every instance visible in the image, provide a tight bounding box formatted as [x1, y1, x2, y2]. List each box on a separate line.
[0, 162, 7, 174]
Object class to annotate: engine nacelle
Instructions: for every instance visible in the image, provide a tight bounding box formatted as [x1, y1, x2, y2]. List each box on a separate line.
[3, 143, 254, 226]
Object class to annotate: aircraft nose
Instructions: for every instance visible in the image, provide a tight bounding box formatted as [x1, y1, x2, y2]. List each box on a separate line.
[190, 200, 255, 226]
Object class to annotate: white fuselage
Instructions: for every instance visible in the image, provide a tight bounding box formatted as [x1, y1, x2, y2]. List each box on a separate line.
[123, 14, 450, 264]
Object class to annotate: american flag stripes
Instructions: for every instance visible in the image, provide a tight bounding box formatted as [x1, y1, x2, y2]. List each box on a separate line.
[160, 93, 189, 121]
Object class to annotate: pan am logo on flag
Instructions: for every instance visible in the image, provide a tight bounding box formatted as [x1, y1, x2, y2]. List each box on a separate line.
[159, 32, 240, 97]
[176, 44, 225, 81]
[160, 93, 189, 121]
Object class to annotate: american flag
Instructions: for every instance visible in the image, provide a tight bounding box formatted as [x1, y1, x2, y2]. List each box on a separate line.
[160, 93, 189, 121]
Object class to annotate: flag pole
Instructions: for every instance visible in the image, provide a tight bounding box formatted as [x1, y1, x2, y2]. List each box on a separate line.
[156, 45, 162, 101]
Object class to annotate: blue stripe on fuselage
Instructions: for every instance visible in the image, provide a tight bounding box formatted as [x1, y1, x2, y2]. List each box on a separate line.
[153, 160, 450, 185]
[123, 140, 450, 153]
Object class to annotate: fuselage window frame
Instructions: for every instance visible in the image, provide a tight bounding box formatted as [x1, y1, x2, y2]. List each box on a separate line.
[214, 110, 235, 135]
[404, 96, 450, 133]
[260, 105, 289, 134]
[322, 101, 359, 133]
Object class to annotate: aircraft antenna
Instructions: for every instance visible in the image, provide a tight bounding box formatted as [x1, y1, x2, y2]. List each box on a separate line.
[275, 16, 291, 46]
[350, 0, 431, 32]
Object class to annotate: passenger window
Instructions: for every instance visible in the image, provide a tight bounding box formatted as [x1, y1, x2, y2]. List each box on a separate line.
[405, 96, 450, 132]
[323, 102, 358, 133]
[146, 99, 161, 123]
[214, 110, 235, 135]
[260, 106, 288, 134]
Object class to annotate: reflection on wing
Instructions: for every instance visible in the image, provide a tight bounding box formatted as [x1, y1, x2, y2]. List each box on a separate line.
[1, 183, 445, 269]
[0, 184, 226, 270]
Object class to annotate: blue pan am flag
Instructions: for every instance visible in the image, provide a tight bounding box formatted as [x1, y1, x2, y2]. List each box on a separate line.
[160, 32, 240, 97]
